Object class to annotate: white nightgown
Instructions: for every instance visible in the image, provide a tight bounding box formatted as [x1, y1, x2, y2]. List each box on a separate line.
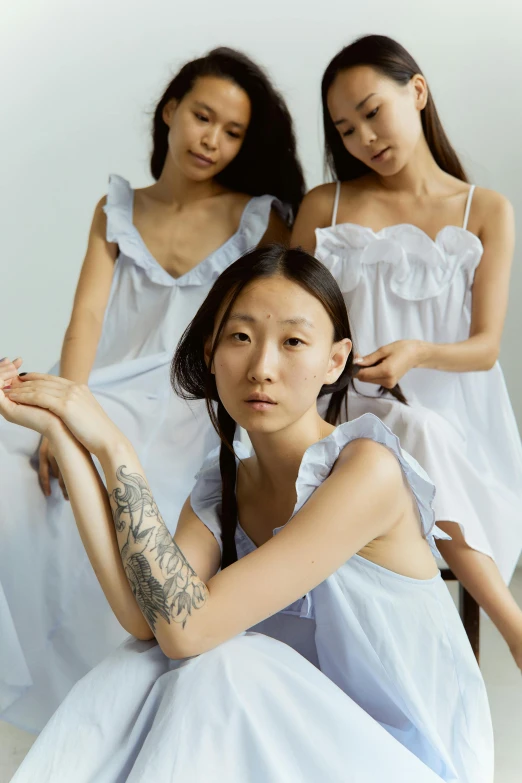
[11, 415, 492, 783]
[316, 181, 522, 582]
[0, 174, 285, 731]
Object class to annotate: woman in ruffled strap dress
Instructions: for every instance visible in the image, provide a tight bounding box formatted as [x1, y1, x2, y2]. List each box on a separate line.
[0, 47, 305, 730]
[291, 34, 522, 668]
[1, 246, 492, 782]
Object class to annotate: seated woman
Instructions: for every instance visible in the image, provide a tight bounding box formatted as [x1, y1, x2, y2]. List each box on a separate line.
[0, 46, 304, 731]
[1, 246, 492, 782]
[291, 33, 522, 668]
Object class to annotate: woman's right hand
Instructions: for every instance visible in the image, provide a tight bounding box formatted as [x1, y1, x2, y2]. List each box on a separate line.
[38, 436, 68, 500]
[0, 357, 22, 386]
[0, 372, 70, 500]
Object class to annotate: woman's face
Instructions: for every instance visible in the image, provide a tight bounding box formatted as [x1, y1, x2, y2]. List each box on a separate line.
[208, 275, 351, 435]
[327, 65, 427, 176]
[163, 75, 251, 181]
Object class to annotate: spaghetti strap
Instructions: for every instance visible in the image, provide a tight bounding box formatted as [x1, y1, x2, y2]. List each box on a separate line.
[331, 181, 341, 227]
[462, 185, 476, 230]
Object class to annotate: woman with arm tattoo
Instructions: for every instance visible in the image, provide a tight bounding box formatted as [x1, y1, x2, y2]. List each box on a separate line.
[0, 47, 304, 731]
[1, 246, 491, 782]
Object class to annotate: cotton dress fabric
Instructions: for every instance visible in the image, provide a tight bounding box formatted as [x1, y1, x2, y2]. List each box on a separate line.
[315, 181, 522, 582]
[12, 414, 493, 783]
[0, 174, 284, 731]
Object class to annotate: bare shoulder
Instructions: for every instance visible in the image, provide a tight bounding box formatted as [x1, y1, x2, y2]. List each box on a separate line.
[334, 437, 404, 488]
[298, 183, 338, 224]
[260, 207, 290, 245]
[88, 194, 111, 240]
[229, 191, 254, 220]
[471, 187, 514, 236]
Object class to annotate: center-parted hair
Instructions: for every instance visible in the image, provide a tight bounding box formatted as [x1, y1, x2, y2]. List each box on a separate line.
[150, 47, 306, 221]
[172, 245, 403, 567]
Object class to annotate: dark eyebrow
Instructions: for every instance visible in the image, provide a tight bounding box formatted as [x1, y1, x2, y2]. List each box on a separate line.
[333, 92, 377, 126]
[228, 313, 314, 329]
[193, 101, 245, 129]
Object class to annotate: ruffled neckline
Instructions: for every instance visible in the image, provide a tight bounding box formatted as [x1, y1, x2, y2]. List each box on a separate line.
[104, 174, 285, 289]
[315, 221, 484, 301]
[234, 412, 448, 556]
[317, 220, 483, 251]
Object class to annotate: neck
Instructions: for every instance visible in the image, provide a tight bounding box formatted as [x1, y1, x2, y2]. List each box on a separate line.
[246, 407, 335, 492]
[151, 156, 225, 207]
[376, 135, 448, 197]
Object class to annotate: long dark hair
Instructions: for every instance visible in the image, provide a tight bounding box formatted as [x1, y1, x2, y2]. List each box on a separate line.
[172, 244, 403, 568]
[150, 47, 306, 220]
[322, 35, 468, 183]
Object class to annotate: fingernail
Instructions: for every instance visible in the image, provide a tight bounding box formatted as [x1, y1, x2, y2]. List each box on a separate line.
[353, 358, 363, 365]
[19, 373, 28, 377]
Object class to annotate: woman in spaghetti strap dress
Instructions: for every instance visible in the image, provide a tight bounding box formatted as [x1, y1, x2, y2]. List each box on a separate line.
[1, 246, 491, 782]
[0, 48, 305, 731]
[291, 34, 522, 669]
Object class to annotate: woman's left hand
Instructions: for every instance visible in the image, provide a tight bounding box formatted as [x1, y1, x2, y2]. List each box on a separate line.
[3, 374, 123, 455]
[353, 340, 422, 388]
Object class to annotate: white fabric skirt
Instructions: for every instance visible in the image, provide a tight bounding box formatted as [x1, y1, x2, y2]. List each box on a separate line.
[12, 633, 446, 783]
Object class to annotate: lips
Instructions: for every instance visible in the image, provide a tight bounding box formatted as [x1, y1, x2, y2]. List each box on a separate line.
[190, 151, 215, 164]
[246, 393, 276, 404]
[371, 147, 390, 162]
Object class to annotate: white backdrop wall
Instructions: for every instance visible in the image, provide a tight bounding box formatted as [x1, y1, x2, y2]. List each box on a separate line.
[1, 0, 521, 428]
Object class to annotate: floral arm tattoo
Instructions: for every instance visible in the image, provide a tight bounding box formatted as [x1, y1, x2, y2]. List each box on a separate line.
[109, 466, 208, 633]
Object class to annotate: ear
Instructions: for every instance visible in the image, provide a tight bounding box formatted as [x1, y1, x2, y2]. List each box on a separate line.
[324, 338, 352, 385]
[411, 74, 428, 111]
[162, 99, 178, 127]
[204, 336, 215, 375]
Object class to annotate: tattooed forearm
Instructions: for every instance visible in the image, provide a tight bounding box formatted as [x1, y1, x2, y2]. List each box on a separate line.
[109, 466, 207, 633]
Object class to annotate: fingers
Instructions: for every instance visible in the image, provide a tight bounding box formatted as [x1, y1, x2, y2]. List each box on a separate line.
[353, 349, 384, 367]
[0, 357, 23, 385]
[38, 449, 52, 497]
[17, 373, 69, 384]
[48, 452, 60, 479]
[356, 366, 391, 385]
[3, 386, 66, 411]
[4, 378, 74, 398]
[58, 470, 69, 501]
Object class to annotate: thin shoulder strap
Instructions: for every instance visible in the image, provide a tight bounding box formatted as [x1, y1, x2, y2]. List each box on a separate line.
[331, 181, 341, 226]
[462, 184, 476, 231]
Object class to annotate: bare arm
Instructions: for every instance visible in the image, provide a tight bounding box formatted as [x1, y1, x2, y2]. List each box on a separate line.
[47, 427, 153, 640]
[37, 197, 117, 498]
[95, 434, 403, 660]
[258, 208, 291, 247]
[290, 185, 336, 254]
[416, 189, 515, 372]
[60, 197, 117, 383]
[2, 376, 407, 659]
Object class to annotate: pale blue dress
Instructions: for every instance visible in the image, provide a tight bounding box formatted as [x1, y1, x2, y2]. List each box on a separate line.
[0, 174, 284, 731]
[12, 415, 493, 783]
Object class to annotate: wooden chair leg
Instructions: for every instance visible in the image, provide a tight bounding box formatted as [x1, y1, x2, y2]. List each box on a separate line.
[459, 584, 480, 663]
[441, 568, 480, 663]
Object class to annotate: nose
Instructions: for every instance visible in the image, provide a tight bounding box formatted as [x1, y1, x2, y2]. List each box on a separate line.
[359, 123, 377, 148]
[202, 125, 219, 151]
[247, 343, 276, 384]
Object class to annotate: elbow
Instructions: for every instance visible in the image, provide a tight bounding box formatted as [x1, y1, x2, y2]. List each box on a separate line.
[118, 611, 155, 642]
[158, 631, 208, 661]
[482, 344, 499, 370]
